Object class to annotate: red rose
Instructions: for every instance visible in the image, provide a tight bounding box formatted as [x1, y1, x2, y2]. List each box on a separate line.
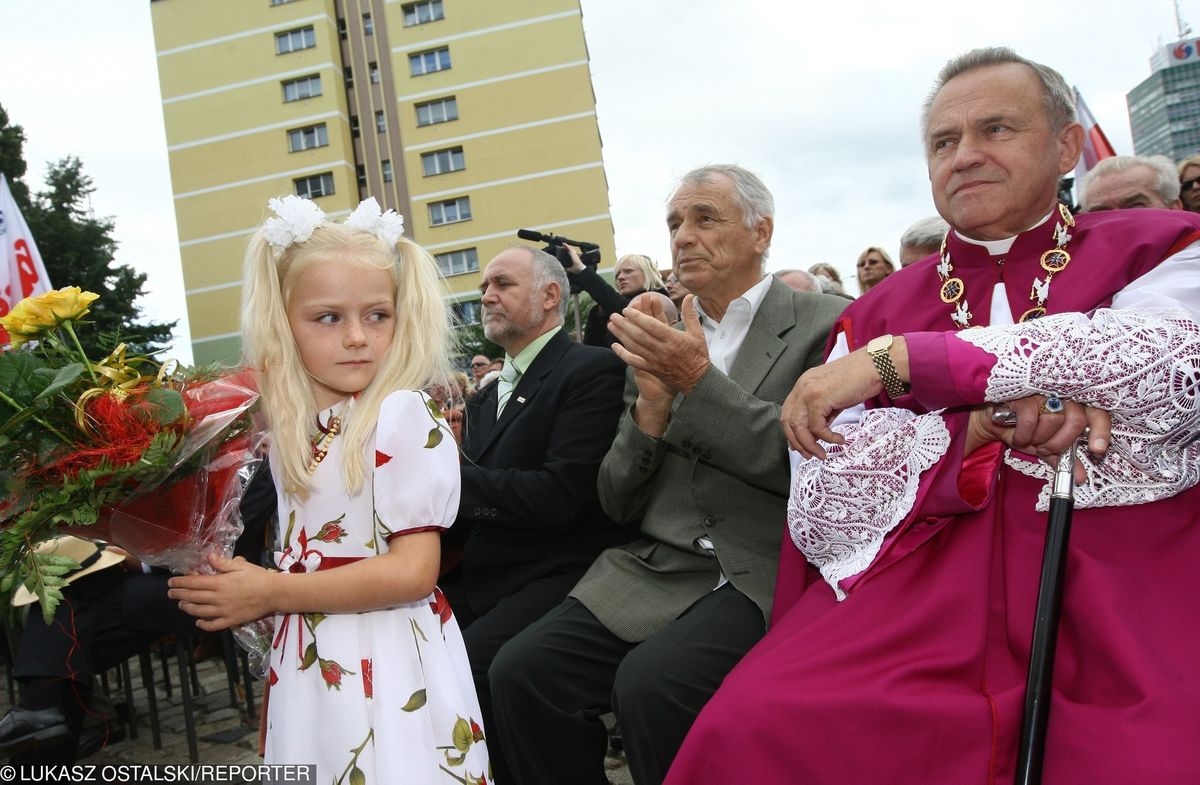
[268, 668, 279, 686]
[375, 450, 392, 467]
[314, 521, 346, 543]
[362, 658, 373, 698]
[429, 586, 453, 626]
[319, 658, 354, 690]
[470, 719, 484, 742]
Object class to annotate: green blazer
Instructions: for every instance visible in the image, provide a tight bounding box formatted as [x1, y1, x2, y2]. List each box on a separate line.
[570, 278, 846, 642]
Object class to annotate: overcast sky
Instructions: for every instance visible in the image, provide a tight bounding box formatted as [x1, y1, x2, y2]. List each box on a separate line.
[1, 0, 1194, 364]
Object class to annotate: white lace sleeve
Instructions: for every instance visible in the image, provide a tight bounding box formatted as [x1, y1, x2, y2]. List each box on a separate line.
[957, 308, 1200, 511]
[788, 408, 951, 600]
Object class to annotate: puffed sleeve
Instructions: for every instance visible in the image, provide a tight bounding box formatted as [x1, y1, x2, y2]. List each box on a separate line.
[373, 390, 461, 540]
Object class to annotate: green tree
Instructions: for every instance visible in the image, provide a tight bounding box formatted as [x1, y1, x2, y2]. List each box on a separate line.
[1, 105, 174, 357]
[454, 323, 502, 366]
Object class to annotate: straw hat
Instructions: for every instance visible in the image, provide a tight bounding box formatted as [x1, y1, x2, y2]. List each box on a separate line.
[11, 536, 125, 607]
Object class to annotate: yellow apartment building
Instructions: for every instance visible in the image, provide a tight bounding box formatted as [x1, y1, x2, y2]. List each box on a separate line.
[151, 0, 615, 364]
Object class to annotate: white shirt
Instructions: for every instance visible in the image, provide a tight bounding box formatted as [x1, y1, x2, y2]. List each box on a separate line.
[693, 273, 774, 374]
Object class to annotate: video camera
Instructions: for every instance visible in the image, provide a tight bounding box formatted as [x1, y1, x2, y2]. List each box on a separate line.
[517, 229, 601, 269]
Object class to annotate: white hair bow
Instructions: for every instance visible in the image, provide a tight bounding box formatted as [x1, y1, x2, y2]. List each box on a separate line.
[262, 195, 326, 252]
[346, 197, 406, 247]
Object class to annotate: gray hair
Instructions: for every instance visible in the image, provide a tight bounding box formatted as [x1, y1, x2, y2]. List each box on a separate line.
[521, 245, 569, 322]
[921, 47, 1076, 137]
[1081, 154, 1181, 206]
[774, 268, 821, 293]
[672, 164, 774, 263]
[899, 215, 950, 252]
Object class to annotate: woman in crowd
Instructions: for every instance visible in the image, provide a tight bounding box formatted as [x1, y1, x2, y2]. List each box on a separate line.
[565, 250, 666, 347]
[855, 246, 895, 294]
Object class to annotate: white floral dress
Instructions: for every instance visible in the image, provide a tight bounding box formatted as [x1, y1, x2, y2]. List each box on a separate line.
[264, 391, 490, 785]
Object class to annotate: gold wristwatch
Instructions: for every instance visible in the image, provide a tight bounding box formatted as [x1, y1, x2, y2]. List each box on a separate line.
[866, 334, 910, 399]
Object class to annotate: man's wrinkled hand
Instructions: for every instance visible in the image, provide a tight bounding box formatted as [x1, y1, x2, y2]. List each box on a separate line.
[974, 395, 1111, 484]
[782, 349, 884, 459]
[610, 294, 710, 395]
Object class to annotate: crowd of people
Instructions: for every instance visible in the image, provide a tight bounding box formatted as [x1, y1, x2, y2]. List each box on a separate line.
[3, 45, 1199, 785]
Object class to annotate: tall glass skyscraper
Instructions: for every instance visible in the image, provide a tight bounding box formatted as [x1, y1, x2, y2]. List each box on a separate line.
[1128, 40, 1200, 162]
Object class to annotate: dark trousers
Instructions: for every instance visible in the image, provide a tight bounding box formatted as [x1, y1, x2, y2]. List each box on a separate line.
[489, 586, 765, 785]
[441, 571, 583, 785]
[10, 569, 197, 763]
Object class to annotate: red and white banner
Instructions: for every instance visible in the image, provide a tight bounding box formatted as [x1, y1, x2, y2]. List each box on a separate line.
[0, 173, 53, 346]
[1073, 88, 1117, 186]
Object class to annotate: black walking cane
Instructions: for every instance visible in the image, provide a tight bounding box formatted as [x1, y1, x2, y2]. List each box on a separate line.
[992, 403, 1083, 785]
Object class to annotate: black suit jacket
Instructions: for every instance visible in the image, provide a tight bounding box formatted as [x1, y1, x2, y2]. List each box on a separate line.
[451, 328, 632, 615]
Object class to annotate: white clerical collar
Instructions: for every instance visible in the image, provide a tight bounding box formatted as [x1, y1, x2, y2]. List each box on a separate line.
[693, 274, 772, 324]
[954, 210, 1053, 257]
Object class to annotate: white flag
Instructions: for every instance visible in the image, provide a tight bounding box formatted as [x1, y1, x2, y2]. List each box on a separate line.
[0, 173, 53, 345]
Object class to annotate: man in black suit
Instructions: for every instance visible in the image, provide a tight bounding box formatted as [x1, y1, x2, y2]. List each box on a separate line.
[440, 244, 629, 783]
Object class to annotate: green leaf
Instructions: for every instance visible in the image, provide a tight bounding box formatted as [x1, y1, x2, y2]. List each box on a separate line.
[452, 716, 473, 752]
[283, 510, 297, 550]
[411, 618, 428, 643]
[349, 766, 366, 785]
[307, 612, 326, 629]
[0, 406, 37, 439]
[0, 351, 47, 403]
[33, 362, 85, 402]
[443, 750, 466, 767]
[401, 689, 427, 712]
[142, 387, 185, 425]
[426, 396, 443, 419]
[424, 427, 443, 449]
[299, 642, 317, 671]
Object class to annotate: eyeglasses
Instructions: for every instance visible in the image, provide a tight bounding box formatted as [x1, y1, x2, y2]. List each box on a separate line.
[1181, 177, 1200, 193]
[470, 361, 489, 368]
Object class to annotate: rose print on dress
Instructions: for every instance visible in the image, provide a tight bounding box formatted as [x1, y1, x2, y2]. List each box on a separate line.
[430, 587, 453, 631]
[314, 515, 348, 544]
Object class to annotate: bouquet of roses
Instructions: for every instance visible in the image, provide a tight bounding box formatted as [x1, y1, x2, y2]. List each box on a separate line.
[0, 287, 263, 623]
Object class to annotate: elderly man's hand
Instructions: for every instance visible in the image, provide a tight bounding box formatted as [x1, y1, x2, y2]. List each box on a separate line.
[969, 396, 1111, 484]
[782, 349, 885, 459]
[611, 294, 710, 394]
[609, 294, 708, 438]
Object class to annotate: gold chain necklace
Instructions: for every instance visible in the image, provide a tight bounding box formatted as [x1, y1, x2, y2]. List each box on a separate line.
[307, 414, 342, 475]
[935, 203, 1075, 328]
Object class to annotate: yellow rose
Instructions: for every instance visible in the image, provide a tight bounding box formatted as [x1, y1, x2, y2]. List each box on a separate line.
[0, 287, 100, 347]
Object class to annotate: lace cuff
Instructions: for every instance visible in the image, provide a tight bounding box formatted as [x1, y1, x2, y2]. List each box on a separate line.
[788, 408, 950, 600]
[957, 308, 1200, 510]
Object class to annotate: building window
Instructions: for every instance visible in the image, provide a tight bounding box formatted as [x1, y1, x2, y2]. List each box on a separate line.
[409, 47, 450, 76]
[452, 299, 482, 325]
[436, 248, 480, 277]
[350, 115, 360, 138]
[403, 0, 444, 26]
[337, 17, 347, 40]
[282, 74, 322, 102]
[429, 196, 470, 226]
[363, 13, 374, 35]
[375, 110, 386, 133]
[421, 146, 465, 177]
[356, 165, 367, 188]
[275, 26, 316, 55]
[382, 160, 394, 183]
[295, 172, 335, 199]
[344, 66, 353, 87]
[287, 123, 329, 152]
[369, 62, 381, 84]
[415, 96, 458, 126]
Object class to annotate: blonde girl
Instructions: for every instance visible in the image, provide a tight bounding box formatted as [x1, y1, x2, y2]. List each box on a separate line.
[169, 196, 489, 784]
